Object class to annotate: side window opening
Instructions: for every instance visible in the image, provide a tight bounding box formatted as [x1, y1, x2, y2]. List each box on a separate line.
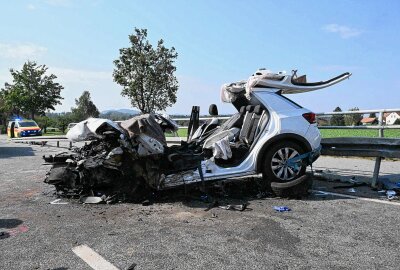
[277, 91, 303, 109]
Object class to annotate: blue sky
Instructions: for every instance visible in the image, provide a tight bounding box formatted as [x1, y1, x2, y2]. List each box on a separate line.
[1, 0, 399, 115]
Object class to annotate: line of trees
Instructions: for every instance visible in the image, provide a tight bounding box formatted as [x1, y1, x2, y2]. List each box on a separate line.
[1, 27, 180, 134]
[329, 106, 363, 126]
[0, 61, 63, 123]
[0, 61, 101, 133]
[35, 91, 101, 133]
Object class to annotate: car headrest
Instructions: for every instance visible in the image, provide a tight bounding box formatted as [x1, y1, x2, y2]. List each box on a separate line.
[253, 105, 263, 115]
[209, 104, 218, 116]
[246, 105, 254, 112]
[239, 106, 246, 115]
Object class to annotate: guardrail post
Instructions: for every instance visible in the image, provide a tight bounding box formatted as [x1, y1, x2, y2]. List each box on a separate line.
[69, 141, 72, 148]
[372, 111, 384, 187]
[371, 157, 382, 188]
[378, 111, 384, 138]
[57, 141, 59, 148]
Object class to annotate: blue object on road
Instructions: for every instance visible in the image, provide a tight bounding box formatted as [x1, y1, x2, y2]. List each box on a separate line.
[273, 206, 291, 212]
[378, 178, 400, 190]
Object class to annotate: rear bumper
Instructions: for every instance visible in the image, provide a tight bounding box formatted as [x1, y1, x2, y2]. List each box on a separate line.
[305, 124, 321, 151]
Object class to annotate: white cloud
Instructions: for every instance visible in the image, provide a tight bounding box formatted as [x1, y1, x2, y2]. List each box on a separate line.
[323, 24, 362, 39]
[0, 43, 47, 59]
[26, 4, 36, 10]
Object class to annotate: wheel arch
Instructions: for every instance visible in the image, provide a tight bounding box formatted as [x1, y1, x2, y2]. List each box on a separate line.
[255, 133, 312, 173]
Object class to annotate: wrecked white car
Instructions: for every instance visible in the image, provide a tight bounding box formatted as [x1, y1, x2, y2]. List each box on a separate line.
[44, 69, 351, 201]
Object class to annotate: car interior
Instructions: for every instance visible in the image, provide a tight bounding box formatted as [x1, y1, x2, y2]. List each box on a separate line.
[184, 95, 269, 167]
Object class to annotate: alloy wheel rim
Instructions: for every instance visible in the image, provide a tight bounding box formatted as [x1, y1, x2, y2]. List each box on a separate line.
[271, 147, 301, 181]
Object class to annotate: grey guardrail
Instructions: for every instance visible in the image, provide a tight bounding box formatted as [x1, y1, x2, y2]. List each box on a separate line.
[11, 136, 68, 142]
[320, 137, 400, 187]
[11, 136, 71, 148]
[321, 137, 400, 159]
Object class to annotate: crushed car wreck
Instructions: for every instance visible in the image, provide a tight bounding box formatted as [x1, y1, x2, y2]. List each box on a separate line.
[44, 68, 351, 202]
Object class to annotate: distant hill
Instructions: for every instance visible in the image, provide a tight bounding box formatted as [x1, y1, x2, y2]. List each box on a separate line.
[101, 109, 140, 115]
[100, 109, 140, 121]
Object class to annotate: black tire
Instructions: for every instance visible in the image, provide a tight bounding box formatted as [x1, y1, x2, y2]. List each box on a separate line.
[271, 174, 312, 198]
[261, 141, 306, 190]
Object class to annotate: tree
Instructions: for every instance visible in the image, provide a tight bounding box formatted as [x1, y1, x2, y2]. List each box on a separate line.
[0, 61, 63, 120]
[0, 95, 9, 125]
[55, 113, 73, 133]
[369, 112, 377, 118]
[35, 115, 50, 133]
[330, 107, 345, 126]
[71, 91, 100, 121]
[344, 107, 362, 126]
[113, 28, 178, 113]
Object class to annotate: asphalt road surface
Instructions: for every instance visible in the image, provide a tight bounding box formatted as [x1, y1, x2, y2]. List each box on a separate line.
[1, 135, 400, 270]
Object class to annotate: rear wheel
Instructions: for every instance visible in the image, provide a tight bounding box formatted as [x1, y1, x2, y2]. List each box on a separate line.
[261, 141, 306, 189]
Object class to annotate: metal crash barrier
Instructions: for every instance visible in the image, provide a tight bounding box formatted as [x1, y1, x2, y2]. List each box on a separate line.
[11, 136, 72, 149]
[321, 137, 400, 187]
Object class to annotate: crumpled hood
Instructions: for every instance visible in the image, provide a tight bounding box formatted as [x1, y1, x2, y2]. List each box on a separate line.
[66, 118, 125, 142]
[120, 114, 166, 146]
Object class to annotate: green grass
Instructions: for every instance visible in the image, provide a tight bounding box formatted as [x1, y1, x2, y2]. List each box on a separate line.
[165, 128, 188, 137]
[166, 128, 400, 139]
[43, 131, 65, 136]
[320, 129, 400, 138]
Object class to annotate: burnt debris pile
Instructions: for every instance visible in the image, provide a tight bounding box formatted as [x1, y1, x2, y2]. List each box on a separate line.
[44, 114, 201, 203]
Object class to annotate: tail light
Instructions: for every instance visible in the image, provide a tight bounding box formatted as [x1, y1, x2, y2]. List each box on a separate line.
[302, 112, 316, 124]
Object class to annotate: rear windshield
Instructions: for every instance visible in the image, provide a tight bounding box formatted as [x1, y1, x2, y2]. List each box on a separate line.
[18, 121, 38, 127]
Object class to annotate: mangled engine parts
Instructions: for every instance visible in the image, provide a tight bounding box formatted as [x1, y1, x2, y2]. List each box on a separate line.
[44, 114, 176, 202]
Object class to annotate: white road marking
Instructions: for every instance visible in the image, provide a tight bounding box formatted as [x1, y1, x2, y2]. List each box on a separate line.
[72, 244, 119, 270]
[313, 190, 400, 206]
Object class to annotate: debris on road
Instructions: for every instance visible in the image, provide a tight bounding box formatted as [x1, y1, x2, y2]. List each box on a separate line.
[218, 203, 248, 211]
[273, 206, 291, 212]
[333, 182, 367, 189]
[0, 225, 29, 239]
[346, 188, 357, 193]
[80, 196, 104, 204]
[378, 178, 400, 191]
[141, 199, 153, 206]
[0, 231, 10, 239]
[49, 199, 68, 205]
[203, 200, 249, 212]
[204, 200, 219, 211]
[386, 190, 398, 200]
